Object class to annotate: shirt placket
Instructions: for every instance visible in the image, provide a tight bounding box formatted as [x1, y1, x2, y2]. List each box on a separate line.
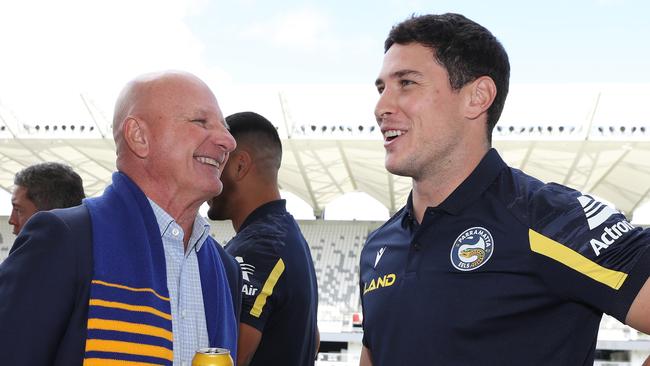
[166, 224, 189, 365]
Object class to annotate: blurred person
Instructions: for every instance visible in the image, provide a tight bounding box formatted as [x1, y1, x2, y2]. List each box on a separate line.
[0, 71, 242, 365]
[208, 112, 319, 366]
[9, 162, 85, 235]
[359, 13, 650, 366]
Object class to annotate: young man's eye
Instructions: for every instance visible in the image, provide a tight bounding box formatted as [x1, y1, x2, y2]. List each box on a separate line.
[400, 79, 415, 87]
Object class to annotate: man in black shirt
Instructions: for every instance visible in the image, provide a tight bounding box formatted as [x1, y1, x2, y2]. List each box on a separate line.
[209, 111, 319, 366]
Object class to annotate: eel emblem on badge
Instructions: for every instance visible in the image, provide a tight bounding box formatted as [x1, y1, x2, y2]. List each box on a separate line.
[450, 227, 494, 271]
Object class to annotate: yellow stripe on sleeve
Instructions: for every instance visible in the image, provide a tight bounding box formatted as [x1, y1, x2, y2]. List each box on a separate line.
[84, 339, 173, 361]
[91, 280, 170, 302]
[529, 229, 628, 290]
[83, 358, 162, 366]
[87, 318, 173, 342]
[250, 258, 285, 318]
[89, 299, 172, 321]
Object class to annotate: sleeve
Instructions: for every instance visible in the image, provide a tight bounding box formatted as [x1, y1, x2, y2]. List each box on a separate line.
[233, 238, 285, 332]
[529, 186, 650, 322]
[0, 211, 86, 365]
[215, 241, 243, 324]
[360, 276, 370, 348]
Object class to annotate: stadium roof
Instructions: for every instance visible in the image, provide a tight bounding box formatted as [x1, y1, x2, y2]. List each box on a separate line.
[2, 83, 650, 219]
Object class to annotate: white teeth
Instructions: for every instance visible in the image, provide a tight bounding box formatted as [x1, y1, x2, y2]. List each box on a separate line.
[383, 130, 404, 138]
[195, 156, 220, 168]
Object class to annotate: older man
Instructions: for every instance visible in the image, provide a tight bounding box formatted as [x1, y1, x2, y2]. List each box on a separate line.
[9, 162, 85, 235]
[0, 71, 241, 366]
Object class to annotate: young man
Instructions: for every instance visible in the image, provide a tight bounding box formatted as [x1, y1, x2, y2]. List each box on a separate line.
[9, 162, 85, 235]
[0, 71, 242, 365]
[208, 112, 319, 366]
[359, 13, 650, 365]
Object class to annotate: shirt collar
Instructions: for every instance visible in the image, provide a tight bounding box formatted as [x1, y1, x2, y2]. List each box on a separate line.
[402, 148, 507, 220]
[239, 199, 287, 232]
[147, 198, 210, 252]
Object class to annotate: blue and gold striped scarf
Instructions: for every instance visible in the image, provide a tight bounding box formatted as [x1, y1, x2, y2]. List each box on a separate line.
[83, 172, 237, 365]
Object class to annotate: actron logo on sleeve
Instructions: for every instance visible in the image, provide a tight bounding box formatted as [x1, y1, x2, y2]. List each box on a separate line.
[578, 195, 618, 230]
[577, 195, 635, 256]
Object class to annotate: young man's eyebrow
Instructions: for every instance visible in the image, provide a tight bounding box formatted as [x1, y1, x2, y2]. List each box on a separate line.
[376, 69, 424, 87]
[392, 69, 423, 79]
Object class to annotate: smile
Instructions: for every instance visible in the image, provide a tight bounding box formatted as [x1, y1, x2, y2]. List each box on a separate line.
[383, 129, 405, 141]
[194, 156, 221, 168]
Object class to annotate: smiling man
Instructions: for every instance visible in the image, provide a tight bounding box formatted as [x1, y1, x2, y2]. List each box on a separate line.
[359, 13, 650, 366]
[0, 71, 242, 366]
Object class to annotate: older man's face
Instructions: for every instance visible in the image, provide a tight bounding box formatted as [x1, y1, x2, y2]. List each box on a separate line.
[8, 185, 39, 235]
[143, 76, 237, 205]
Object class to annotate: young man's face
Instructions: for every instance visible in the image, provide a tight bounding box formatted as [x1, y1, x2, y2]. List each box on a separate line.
[9, 185, 39, 235]
[374, 42, 469, 180]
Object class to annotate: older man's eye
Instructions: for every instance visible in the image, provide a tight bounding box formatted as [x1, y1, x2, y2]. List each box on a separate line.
[191, 119, 207, 126]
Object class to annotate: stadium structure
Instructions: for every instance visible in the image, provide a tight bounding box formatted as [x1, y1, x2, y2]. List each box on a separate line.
[1, 83, 650, 365]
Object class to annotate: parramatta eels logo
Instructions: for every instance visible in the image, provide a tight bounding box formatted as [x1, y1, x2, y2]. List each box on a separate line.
[450, 227, 494, 271]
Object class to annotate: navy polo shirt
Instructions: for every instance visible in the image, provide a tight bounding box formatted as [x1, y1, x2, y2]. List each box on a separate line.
[359, 149, 650, 366]
[225, 200, 319, 366]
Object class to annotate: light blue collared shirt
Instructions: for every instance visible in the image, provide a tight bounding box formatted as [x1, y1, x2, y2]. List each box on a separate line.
[149, 199, 210, 366]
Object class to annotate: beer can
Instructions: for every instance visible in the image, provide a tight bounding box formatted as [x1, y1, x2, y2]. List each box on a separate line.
[191, 347, 234, 366]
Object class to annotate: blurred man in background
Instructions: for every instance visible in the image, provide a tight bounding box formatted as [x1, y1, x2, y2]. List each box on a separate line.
[9, 162, 85, 235]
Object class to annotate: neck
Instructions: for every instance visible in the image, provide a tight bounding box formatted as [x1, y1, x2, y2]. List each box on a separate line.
[151, 193, 202, 250]
[123, 172, 204, 250]
[411, 147, 488, 224]
[231, 185, 281, 233]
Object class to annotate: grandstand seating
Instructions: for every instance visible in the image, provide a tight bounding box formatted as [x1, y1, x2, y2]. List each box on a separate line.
[210, 219, 382, 326]
[298, 220, 380, 325]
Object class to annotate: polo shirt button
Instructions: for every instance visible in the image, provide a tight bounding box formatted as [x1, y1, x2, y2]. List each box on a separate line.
[172, 228, 180, 236]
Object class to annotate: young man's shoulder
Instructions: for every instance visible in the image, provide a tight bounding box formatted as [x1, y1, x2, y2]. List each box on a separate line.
[490, 166, 585, 229]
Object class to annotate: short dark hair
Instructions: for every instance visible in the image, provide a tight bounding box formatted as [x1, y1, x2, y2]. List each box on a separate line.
[385, 13, 510, 142]
[14, 162, 85, 210]
[226, 112, 282, 170]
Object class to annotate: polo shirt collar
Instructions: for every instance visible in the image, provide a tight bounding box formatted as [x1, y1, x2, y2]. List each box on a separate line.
[239, 199, 287, 232]
[439, 148, 506, 215]
[403, 148, 507, 220]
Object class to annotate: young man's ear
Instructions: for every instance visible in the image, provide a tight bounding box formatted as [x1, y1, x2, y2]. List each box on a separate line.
[123, 117, 149, 158]
[232, 150, 253, 180]
[464, 76, 497, 120]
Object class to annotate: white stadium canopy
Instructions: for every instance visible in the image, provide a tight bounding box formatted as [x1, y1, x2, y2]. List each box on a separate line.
[1, 83, 650, 222]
